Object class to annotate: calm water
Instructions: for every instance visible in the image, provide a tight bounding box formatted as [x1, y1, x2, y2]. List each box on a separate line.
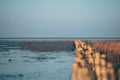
[0, 49, 75, 80]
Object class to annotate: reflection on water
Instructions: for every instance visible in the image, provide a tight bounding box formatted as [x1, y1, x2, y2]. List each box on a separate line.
[0, 49, 75, 80]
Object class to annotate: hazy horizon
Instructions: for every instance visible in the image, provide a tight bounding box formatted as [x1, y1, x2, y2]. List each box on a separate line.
[0, 0, 120, 37]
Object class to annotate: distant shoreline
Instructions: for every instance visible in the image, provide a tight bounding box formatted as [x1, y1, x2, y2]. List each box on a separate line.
[0, 37, 120, 39]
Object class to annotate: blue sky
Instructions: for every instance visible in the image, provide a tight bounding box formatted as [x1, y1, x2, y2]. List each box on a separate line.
[0, 0, 120, 37]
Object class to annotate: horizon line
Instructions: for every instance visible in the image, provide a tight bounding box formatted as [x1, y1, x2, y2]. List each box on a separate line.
[0, 37, 120, 39]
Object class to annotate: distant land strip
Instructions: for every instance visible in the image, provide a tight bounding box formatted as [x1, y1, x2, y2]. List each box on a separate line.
[0, 37, 120, 39]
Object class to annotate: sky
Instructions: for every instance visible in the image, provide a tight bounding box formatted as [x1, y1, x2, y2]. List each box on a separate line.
[0, 0, 120, 37]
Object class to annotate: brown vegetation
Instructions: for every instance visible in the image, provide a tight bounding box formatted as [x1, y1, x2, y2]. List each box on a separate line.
[90, 40, 120, 80]
[90, 40, 120, 66]
[90, 40, 120, 54]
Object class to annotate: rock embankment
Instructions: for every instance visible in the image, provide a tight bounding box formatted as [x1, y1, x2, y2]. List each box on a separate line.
[72, 40, 117, 80]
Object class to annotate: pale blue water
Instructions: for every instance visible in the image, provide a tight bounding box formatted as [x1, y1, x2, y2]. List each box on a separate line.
[0, 49, 75, 80]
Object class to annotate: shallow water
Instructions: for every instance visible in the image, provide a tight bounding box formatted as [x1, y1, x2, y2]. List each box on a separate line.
[0, 49, 75, 80]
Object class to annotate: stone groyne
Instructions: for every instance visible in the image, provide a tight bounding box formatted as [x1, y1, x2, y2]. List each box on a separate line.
[73, 40, 118, 80]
